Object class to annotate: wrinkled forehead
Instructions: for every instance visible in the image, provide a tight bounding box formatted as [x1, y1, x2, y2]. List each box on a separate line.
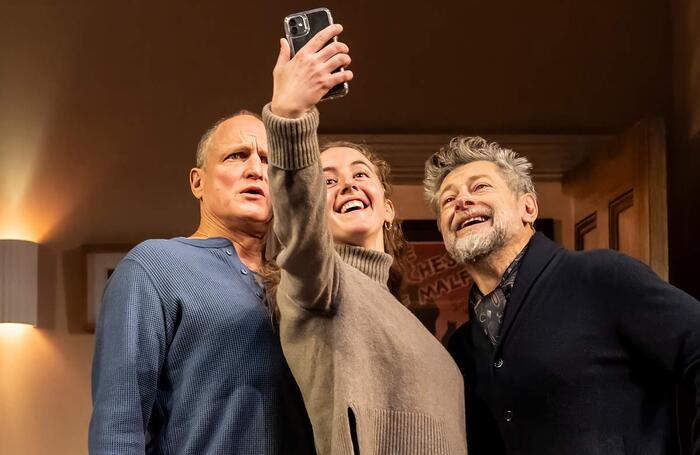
[212, 115, 267, 151]
[439, 160, 505, 192]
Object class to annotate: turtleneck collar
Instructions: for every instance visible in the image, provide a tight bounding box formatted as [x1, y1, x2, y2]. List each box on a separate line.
[335, 243, 393, 288]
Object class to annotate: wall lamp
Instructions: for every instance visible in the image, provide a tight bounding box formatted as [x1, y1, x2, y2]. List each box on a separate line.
[0, 239, 38, 326]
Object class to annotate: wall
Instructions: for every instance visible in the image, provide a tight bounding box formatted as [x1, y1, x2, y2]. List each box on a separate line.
[671, 0, 700, 453]
[671, 0, 700, 299]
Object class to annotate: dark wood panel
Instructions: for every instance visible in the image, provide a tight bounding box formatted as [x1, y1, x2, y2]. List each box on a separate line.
[574, 212, 597, 251]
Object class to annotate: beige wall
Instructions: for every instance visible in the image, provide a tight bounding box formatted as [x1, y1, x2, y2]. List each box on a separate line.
[0, 329, 93, 454]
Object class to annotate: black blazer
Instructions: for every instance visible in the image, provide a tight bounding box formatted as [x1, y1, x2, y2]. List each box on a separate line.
[448, 233, 700, 455]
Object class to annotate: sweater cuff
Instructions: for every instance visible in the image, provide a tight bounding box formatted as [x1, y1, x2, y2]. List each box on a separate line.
[262, 103, 320, 170]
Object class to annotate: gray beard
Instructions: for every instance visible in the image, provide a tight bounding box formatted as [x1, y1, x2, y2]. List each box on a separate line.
[446, 217, 509, 263]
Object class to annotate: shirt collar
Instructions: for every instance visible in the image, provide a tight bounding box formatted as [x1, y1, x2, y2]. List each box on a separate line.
[470, 244, 529, 302]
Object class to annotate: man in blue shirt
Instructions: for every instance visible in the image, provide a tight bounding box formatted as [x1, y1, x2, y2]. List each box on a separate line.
[89, 111, 314, 454]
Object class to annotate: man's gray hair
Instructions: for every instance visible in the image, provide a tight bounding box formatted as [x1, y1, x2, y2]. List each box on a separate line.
[195, 109, 262, 168]
[423, 136, 536, 213]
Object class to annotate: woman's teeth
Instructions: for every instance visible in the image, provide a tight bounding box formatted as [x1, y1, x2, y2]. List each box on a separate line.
[340, 200, 365, 214]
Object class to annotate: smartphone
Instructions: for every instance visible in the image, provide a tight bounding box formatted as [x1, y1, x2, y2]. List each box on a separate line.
[284, 8, 349, 100]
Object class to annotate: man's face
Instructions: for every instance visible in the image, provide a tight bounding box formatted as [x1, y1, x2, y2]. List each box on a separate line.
[437, 161, 535, 263]
[191, 115, 271, 229]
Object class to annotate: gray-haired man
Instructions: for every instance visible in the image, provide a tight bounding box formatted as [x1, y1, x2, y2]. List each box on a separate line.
[424, 136, 700, 454]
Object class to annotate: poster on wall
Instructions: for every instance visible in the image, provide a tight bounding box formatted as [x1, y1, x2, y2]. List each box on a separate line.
[400, 220, 471, 345]
[399, 241, 471, 345]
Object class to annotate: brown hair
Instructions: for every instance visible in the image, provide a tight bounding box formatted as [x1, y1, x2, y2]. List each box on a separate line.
[321, 141, 409, 296]
[259, 140, 410, 322]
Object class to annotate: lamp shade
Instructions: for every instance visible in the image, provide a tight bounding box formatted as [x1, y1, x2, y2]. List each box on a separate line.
[0, 239, 38, 325]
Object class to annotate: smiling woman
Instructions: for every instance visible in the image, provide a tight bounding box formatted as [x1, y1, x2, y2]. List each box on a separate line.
[320, 140, 409, 296]
[261, 23, 467, 455]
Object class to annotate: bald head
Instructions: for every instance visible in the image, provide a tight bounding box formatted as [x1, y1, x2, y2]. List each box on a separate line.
[188, 111, 270, 237]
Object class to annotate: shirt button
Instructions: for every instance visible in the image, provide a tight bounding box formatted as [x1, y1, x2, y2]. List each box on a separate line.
[241, 268, 248, 275]
[494, 358, 504, 369]
[504, 410, 514, 422]
[225, 249, 232, 256]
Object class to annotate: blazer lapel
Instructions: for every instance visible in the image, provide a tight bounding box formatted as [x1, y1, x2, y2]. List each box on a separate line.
[497, 232, 561, 347]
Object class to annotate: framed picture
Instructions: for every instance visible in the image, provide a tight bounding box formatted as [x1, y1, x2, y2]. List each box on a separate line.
[400, 220, 471, 345]
[400, 219, 555, 345]
[84, 244, 133, 331]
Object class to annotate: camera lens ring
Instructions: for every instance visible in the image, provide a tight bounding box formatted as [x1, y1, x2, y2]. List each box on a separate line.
[289, 18, 297, 26]
[291, 26, 298, 35]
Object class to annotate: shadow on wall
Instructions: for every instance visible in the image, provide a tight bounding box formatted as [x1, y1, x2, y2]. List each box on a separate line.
[37, 245, 57, 330]
[62, 248, 89, 334]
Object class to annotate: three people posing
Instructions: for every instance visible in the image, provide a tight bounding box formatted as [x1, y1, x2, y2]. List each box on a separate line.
[90, 20, 699, 455]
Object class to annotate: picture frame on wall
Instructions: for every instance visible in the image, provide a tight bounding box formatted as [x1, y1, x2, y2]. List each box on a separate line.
[400, 220, 471, 345]
[84, 244, 133, 332]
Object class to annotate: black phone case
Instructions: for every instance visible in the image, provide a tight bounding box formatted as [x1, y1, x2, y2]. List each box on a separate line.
[284, 8, 349, 100]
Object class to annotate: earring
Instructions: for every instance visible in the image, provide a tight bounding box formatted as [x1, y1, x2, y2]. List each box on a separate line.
[384, 221, 393, 231]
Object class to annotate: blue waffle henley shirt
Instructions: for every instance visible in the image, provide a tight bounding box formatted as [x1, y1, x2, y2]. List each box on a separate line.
[89, 237, 314, 454]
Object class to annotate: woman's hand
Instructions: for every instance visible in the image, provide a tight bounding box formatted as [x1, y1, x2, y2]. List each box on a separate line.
[271, 24, 353, 119]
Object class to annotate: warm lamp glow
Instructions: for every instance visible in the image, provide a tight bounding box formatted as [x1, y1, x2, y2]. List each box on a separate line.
[0, 323, 34, 340]
[0, 211, 55, 243]
[0, 110, 66, 243]
[0, 223, 36, 243]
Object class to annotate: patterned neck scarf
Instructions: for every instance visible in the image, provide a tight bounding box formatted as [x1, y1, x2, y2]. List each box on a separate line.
[469, 246, 528, 346]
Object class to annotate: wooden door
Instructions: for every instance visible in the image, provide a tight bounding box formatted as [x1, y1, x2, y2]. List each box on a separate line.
[562, 118, 668, 279]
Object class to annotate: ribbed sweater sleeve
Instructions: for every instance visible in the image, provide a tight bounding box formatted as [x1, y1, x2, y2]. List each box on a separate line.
[89, 258, 166, 455]
[263, 103, 336, 313]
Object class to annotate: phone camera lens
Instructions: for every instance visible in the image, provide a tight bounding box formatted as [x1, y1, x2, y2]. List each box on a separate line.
[289, 18, 297, 26]
[291, 26, 298, 35]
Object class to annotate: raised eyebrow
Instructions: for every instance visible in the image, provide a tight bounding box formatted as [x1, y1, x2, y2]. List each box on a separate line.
[470, 174, 493, 184]
[440, 174, 493, 194]
[439, 183, 457, 198]
[351, 160, 372, 170]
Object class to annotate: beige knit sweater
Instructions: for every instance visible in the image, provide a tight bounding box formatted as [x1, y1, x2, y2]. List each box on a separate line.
[263, 104, 467, 455]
